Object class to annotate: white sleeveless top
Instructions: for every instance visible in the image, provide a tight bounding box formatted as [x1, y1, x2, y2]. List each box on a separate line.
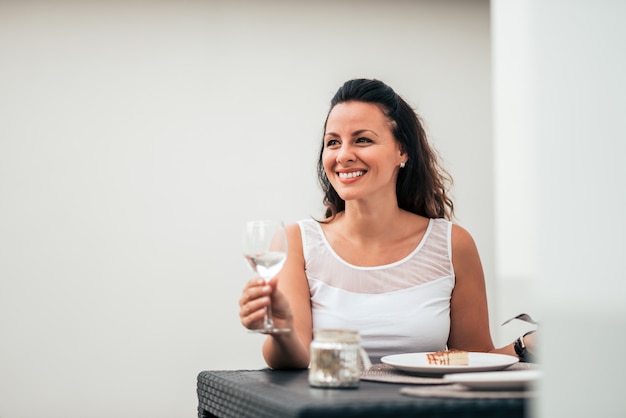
[298, 218, 455, 361]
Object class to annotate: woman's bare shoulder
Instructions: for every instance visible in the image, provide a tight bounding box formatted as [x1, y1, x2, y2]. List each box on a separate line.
[450, 223, 482, 263]
[284, 222, 304, 255]
[451, 223, 477, 246]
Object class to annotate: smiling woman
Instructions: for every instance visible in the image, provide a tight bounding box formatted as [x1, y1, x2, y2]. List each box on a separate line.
[237, 78, 535, 369]
[318, 80, 453, 222]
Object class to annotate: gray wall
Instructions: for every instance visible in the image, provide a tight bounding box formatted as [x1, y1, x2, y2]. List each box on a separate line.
[0, 1, 493, 417]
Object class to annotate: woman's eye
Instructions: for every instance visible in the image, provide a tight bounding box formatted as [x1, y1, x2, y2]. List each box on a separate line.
[325, 139, 340, 147]
[356, 137, 372, 144]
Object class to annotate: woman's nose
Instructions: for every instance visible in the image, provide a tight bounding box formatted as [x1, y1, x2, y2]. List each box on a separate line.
[336, 144, 356, 164]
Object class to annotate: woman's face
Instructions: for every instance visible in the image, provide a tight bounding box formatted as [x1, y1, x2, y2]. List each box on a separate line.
[322, 101, 405, 203]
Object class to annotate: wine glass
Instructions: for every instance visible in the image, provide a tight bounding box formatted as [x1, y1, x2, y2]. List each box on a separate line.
[242, 220, 290, 334]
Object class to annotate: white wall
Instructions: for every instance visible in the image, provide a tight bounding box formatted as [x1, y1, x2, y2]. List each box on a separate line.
[493, 0, 626, 417]
[0, 1, 493, 417]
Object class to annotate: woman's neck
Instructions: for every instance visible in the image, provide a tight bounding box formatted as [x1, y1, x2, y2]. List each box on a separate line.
[339, 200, 408, 239]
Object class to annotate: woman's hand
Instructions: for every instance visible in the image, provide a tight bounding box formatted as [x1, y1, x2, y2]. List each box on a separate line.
[239, 276, 293, 331]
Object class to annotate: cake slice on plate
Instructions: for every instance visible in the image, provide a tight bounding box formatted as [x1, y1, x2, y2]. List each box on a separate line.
[426, 349, 469, 366]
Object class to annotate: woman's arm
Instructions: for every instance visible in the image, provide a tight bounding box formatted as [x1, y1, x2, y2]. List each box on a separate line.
[448, 224, 538, 360]
[448, 223, 495, 352]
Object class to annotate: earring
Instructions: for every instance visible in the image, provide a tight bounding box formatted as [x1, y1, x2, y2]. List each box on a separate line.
[400, 161, 406, 168]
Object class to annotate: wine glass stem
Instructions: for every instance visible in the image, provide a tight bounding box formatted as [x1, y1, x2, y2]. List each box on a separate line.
[264, 304, 274, 329]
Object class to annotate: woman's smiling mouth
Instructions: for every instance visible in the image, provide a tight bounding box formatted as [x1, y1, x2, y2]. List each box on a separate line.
[338, 170, 365, 179]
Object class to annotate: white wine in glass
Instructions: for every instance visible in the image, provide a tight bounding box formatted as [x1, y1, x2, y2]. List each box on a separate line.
[242, 220, 290, 334]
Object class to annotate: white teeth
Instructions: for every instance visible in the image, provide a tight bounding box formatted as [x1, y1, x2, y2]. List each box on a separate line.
[338, 171, 365, 179]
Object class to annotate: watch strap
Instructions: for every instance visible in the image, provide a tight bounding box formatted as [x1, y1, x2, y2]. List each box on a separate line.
[513, 330, 536, 363]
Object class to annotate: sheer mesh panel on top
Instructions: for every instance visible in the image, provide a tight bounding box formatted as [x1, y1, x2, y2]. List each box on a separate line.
[299, 218, 454, 295]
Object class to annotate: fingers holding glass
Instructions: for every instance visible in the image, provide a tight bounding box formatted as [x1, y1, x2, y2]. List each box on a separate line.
[239, 280, 272, 329]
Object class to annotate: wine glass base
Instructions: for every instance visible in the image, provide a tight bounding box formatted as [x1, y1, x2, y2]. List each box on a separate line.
[249, 327, 291, 335]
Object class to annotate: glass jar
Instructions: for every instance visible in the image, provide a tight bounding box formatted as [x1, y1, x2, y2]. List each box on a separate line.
[308, 329, 364, 388]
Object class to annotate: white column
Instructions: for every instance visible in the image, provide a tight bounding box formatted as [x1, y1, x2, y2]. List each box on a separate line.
[493, 0, 626, 416]
[491, 0, 540, 346]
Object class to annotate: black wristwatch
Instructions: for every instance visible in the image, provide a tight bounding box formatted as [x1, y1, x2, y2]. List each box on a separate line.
[514, 330, 536, 363]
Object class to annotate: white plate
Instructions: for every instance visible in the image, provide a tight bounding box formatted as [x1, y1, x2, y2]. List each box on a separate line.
[444, 370, 542, 390]
[380, 352, 519, 375]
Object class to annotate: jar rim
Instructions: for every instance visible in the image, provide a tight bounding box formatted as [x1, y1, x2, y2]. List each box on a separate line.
[313, 329, 360, 341]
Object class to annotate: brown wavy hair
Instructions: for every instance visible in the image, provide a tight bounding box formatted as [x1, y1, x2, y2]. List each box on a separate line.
[317, 79, 454, 221]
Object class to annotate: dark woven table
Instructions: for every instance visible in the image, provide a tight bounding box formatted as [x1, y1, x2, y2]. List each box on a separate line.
[197, 369, 528, 418]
